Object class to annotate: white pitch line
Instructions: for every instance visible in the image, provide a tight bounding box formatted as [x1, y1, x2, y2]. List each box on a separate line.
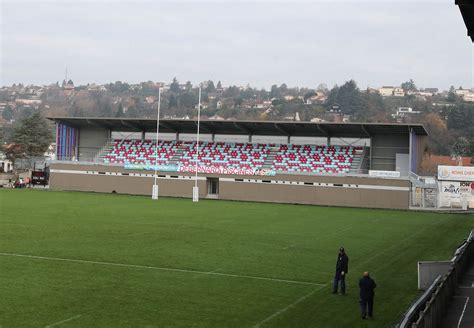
[193, 268, 221, 279]
[457, 297, 469, 328]
[45, 314, 81, 328]
[0, 252, 325, 287]
[253, 285, 326, 328]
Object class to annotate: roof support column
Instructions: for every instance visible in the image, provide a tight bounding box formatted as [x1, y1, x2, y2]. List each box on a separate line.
[287, 135, 291, 144]
[408, 127, 413, 174]
[141, 131, 145, 142]
[212, 133, 216, 142]
[55, 122, 59, 159]
[176, 132, 180, 141]
[369, 136, 373, 171]
[327, 136, 331, 147]
[75, 131, 79, 161]
[249, 134, 252, 143]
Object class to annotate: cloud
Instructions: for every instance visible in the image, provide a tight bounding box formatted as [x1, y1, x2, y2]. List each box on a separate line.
[1, 1, 472, 89]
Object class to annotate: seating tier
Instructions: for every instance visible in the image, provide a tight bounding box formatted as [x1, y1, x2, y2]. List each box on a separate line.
[102, 139, 360, 174]
[178, 141, 270, 170]
[103, 140, 180, 165]
[272, 144, 360, 174]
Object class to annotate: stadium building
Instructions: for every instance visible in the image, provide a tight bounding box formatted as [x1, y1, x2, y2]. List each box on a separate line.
[48, 117, 431, 210]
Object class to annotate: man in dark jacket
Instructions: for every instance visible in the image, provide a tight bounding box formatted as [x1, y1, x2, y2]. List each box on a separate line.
[332, 247, 349, 295]
[359, 271, 377, 319]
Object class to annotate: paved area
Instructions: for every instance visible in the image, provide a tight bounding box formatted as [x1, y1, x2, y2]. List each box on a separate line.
[441, 263, 474, 328]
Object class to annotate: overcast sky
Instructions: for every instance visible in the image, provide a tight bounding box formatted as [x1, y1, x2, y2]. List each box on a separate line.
[1, 0, 473, 90]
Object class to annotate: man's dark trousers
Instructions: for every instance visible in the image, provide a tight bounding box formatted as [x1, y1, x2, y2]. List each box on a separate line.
[360, 297, 374, 318]
[333, 271, 345, 294]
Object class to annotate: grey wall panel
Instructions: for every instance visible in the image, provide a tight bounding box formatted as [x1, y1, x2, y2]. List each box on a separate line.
[49, 164, 410, 209]
[78, 127, 110, 160]
[371, 134, 409, 171]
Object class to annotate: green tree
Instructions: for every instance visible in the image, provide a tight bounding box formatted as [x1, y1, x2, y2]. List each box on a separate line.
[13, 113, 53, 158]
[468, 139, 474, 157]
[185, 81, 192, 91]
[223, 86, 240, 98]
[451, 137, 470, 157]
[326, 80, 364, 116]
[325, 85, 339, 107]
[447, 86, 457, 102]
[2, 106, 14, 121]
[401, 79, 417, 92]
[109, 81, 129, 93]
[448, 104, 474, 135]
[357, 92, 388, 122]
[115, 103, 125, 117]
[206, 81, 216, 93]
[126, 106, 139, 118]
[168, 94, 178, 109]
[234, 97, 243, 107]
[179, 93, 197, 109]
[170, 77, 180, 93]
[217, 81, 222, 89]
[270, 85, 280, 99]
[304, 91, 317, 102]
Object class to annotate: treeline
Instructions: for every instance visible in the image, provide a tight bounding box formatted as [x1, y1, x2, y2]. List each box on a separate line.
[1, 78, 473, 157]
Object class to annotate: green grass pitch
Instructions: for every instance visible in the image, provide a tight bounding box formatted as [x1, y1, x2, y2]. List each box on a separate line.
[0, 189, 473, 327]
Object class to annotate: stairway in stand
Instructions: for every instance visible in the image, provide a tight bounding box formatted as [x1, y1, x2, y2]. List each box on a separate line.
[94, 141, 115, 163]
[349, 147, 366, 174]
[169, 143, 188, 166]
[261, 147, 279, 170]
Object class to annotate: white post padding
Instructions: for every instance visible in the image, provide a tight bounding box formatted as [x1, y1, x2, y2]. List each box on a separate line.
[193, 186, 199, 202]
[152, 184, 159, 200]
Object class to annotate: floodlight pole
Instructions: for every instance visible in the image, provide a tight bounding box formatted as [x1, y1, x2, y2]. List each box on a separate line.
[152, 88, 161, 200]
[193, 86, 202, 202]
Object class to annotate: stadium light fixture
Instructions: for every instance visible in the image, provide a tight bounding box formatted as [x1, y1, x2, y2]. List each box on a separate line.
[152, 88, 161, 200]
[193, 86, 202, 202]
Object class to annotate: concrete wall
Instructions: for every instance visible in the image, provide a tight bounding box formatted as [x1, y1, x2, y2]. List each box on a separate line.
[371, 134, 409, 171]
[50, 163, 410, 209]
[78, 127, 110, 161]
[417, 261, 452, 290]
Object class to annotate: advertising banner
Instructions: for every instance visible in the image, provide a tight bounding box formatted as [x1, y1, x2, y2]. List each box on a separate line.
[439, 181, 461, 207]
[124, 164, 179, 171]
[124, 164, 276, 177]
[368, 170, 401, 178]
[438, 166, 474, 182]
[460, 181, 474, 198]
[177, 165, 276, 176]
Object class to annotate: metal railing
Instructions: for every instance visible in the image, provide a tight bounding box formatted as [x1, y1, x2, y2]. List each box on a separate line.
[93, 139, 113, 162]
[398, 275, 442, 328]
[409, 172, 437, 189]
[358, 146, 370, 174]
[398, 230, 474, 328]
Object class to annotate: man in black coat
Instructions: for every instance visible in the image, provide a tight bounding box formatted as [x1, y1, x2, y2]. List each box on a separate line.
[359, 271, 377, 319]
[332, 247, 349, 295]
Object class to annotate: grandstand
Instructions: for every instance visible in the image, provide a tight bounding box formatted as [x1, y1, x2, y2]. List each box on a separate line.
[100, 140, 359, 174]
[48, 117, 428, 209]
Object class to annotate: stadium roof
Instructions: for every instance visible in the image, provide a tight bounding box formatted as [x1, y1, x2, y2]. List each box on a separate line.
[47, 117, 428, 138]
[48, 117, 428, 138]
[456, 0, 474, 42]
